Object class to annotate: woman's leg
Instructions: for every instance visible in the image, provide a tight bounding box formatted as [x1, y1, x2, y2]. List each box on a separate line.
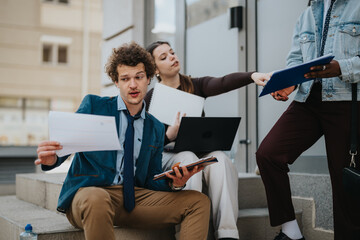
[203, 151, 239, 239]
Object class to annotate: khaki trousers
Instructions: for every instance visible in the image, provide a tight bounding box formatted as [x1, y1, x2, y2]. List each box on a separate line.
[66, 185, 210, 240]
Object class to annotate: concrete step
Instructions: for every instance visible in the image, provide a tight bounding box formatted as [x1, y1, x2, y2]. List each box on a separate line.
[238, 173, 267, 209]
[292, 196, 334, 240]
[16, 173, 66, 212]
[10, 173, 335, 240]
[1, 195, 300, 240]
[16, 173, 268, 212]
[0, 195, 303, 240]
[237, 208, 302, 240]
[0, 195, 174, 240]
[1, 194, 334, 240]
[237, 198, 334, 240]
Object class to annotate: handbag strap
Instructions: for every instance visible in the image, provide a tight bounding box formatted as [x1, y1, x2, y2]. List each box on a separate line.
[350, 83, 358, 167]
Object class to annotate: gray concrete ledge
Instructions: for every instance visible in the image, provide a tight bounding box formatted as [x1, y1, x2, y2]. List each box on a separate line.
[290, 173, 333, 230]
[0, 195, 175, 240]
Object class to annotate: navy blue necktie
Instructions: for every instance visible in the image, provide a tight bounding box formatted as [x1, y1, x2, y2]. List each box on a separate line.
[315, 0, 336, 84]
[123, 111, 137, 212]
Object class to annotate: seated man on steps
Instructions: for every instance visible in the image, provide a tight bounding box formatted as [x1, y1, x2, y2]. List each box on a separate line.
[35, 42, 210, 240]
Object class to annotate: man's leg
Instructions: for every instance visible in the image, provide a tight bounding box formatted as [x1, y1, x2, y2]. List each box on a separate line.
[203, 151, 239, 239]
[322, 101, 360, 240]
[162, 151, 204, 238]
[109, 186, 210, 240]
[66, 187, 116, 240]
[256, 101, 323, 227]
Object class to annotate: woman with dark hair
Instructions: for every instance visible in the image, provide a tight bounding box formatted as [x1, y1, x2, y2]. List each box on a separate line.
[145, 41, 270, 240]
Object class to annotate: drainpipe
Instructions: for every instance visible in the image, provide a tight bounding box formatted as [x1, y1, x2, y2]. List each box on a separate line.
[81, 0, 90, 98]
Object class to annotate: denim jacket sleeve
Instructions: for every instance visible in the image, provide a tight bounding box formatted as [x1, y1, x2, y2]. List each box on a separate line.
[286, 18, 304, 68]
[335, 16, 360, 83]
[338, 56, 360, 83]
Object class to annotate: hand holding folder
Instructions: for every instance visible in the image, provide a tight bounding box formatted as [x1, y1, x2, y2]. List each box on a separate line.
[153, 156, 218, 181]
[259, 54, 335, 97]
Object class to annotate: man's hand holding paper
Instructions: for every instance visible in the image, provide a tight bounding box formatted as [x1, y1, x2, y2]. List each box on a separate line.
[43, 111, 121, 158]
[35, 141, 62, 166]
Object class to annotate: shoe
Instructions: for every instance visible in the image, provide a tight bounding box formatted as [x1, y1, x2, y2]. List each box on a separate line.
[274, 230, 305, 240]
[218, 238, 237, 240]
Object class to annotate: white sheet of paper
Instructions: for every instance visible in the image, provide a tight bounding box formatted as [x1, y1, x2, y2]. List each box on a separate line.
[148, 83, 205, 125]
[49, 111, 121, 157]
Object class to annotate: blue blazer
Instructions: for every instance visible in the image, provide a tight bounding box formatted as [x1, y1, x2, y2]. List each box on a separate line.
[42, 94, 170, 212]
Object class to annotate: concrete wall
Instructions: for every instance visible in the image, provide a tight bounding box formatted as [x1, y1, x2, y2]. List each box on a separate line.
[0, 0, 103, 193]
[0, 0, 102, 104]
[256, 0, 327, 161]
[101, 0, 145, 96]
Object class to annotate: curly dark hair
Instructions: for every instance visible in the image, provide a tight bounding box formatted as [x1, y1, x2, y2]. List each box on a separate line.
[105, 42, 156, 83]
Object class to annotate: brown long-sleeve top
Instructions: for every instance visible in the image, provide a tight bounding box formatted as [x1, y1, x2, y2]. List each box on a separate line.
[144, 72, 254, 145]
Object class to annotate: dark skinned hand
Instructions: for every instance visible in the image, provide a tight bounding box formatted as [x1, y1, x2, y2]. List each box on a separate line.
[270, 60, 341, 102]
[270, 86, 296, 102]
[304, 60, 342, 79]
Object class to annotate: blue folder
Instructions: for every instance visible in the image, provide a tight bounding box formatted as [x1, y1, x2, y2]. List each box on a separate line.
[259, 54, 335, 97]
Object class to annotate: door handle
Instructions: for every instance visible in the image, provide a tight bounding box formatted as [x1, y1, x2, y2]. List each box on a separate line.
[239, 139, 251, 145]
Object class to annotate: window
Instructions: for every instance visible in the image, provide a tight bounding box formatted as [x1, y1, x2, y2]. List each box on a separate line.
[42, 44, 52, 63]
[57, 45, 67, 63]
[145, 0, 176, 47]
[41, 35, 72, 65]
[42, 44, 68, 64]
[144, 0, 186, 75]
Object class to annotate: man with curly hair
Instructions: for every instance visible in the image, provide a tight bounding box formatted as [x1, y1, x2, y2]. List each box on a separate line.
[35, 42, 210, 240]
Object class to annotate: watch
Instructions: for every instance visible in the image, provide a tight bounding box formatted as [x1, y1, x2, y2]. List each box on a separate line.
[170, 182, 186, 191]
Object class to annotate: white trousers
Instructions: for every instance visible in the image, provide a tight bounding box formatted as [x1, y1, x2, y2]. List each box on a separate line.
[162, 150, 239, 239]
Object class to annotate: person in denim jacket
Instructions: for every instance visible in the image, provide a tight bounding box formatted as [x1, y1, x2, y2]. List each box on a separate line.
[256, 0, 360, 239]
